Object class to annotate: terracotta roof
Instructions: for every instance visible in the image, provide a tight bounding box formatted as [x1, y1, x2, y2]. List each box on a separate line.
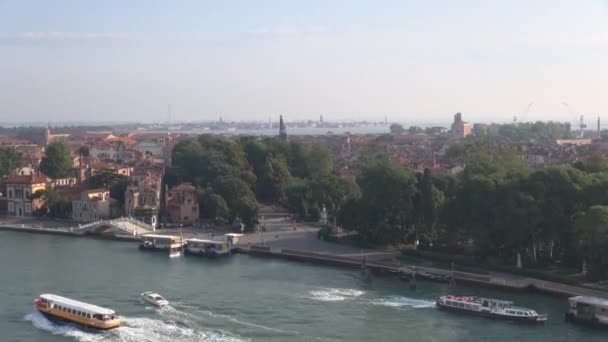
[4, 174, 49, 184]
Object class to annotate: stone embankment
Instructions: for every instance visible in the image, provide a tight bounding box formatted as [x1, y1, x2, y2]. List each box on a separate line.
[237, 245, 608, 299]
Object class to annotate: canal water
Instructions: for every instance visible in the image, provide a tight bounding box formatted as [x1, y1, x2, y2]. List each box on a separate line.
[0, 230, 605, 342]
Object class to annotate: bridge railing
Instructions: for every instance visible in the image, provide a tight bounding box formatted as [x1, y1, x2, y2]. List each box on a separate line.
[71, 217, 154, 235]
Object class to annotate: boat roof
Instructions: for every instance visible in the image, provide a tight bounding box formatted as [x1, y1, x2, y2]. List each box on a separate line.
[225, 233, 243, 237]
[142, 234, 181, 239]
[40, 294, 115, 315]
[569, 296, 608, 307]
[479, 298, 513, 304]
[186, 238, 227, 244]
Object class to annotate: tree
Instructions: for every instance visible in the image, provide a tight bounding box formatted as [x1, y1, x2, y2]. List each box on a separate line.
[85, 172, 128, 204]
[39, 141, 72, 178]
[305, 145, 333, 179]
[31, 189, 71, 218]
[212, 176, 255, 208]
[573, 206, 608, 280]
[408, 126, 423, 134]
[341, 160, 417, 245]
[574, 155, 608, 173]
[390, 123, 405, 134]
[0, 148, 22, 178]
[198, 191, 229, 222]
[258, 155, 291, 202]
[233, 196, 259, 230]
[415, 168, 444, 246]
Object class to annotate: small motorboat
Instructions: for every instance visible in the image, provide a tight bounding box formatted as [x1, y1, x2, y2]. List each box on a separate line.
[140, 291, 169, 307]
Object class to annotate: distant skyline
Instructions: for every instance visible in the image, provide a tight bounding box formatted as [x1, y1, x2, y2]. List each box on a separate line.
[1, 0, 607, 124]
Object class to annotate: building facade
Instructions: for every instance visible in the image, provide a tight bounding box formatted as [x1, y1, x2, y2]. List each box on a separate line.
[124, 175, 162, 226]
[72, 189, 111, 222]
[166, 183, 199, 225]
[4, 174, 48, 217]
[451, 112, 472, 138]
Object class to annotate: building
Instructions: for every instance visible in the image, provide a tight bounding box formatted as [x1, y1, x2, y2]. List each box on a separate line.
[279, 115, 287, 141]
[4, 174, 49, 217]
[124, 175, 162, 227]
[89, 141, 123, 161]
[134, 140, 165, 157]
[451, 112, 472, 138]
[166, 183, 199, 225]
[72, 189, 111, 222]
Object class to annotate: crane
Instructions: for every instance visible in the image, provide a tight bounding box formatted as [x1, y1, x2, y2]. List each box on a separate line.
[514, 102, 534, 124]
[562, 102, 586, 138]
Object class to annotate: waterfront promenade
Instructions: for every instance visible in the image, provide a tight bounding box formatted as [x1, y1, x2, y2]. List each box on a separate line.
[2, 216, 608, 300]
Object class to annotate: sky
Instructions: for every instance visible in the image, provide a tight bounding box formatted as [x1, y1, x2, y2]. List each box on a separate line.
[0, 0, 607, 124]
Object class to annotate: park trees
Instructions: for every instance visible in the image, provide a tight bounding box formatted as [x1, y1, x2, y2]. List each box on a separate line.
[340, 160, 417, 244]
[573, 206, 608, 280]
[39, 141, 72, 178]
[0, 148, 22, 178]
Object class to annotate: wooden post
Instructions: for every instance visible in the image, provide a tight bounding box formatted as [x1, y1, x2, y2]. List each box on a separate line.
[410, 265, 417, 290]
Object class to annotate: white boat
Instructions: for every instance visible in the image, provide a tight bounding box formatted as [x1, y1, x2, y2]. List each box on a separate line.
[140, 292, 169, 307]
[436, 295, 547, 324]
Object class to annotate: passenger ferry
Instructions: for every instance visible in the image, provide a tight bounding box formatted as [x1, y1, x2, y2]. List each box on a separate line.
[436, 295, 547, 324]
[34, 294, 120, 330]
[185, 238, 232, 257]
[139, 234, 184, 257]
[565, 296, 608, 327]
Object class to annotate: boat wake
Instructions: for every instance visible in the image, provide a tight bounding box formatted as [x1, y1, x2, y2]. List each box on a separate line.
[25, 310, 245, 342]
[307, 288, 435, 310]
[309, 288, 365, 302]
[370, 296, 436, 309]
[164, 304, 299, 336]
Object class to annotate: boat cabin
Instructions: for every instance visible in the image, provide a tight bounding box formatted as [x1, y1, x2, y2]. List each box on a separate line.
[567, 296, 608, 325]
[225, 233, 243, 244]
[140, 234, 183, 257]
[185, 238, 231, 256]
[35, 294, 120, 330]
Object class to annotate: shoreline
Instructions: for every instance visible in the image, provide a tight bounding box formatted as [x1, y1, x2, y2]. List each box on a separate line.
[2, 224, 607, 299]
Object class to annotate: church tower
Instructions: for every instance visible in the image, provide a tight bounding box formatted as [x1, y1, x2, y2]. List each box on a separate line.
[279, 115, 287, 141]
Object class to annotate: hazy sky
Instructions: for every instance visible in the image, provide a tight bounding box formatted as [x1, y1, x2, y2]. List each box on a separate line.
[1, 0, 607, 124]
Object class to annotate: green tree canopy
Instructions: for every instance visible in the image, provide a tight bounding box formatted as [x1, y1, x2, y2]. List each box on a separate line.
[0, 148, 23, 178]
[39, 141, 72, 178]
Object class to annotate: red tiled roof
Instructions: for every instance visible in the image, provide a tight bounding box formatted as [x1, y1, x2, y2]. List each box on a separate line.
[4, 173, 49, 184]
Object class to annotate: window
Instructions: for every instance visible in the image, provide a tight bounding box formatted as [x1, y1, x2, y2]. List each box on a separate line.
[8, 190, 12, 198]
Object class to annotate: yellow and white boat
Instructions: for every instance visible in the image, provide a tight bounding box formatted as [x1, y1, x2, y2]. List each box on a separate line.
[34, 294, 120, 330]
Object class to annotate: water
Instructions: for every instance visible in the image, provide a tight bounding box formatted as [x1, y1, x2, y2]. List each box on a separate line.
[0, 230, 605, 341]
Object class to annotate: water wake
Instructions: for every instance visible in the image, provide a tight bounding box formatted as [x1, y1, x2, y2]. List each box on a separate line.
[25, 310, 245, 342]
[309, 288, 365, 302]
[307, 288, 435, 310]
[370, 296, 435, 309]
[165, 304, 298, 335]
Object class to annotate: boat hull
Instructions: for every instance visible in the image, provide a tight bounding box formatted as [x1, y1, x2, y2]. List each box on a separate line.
[436, 302, 545, 324]
[37, 308, 119, 330]
[565, 313, 608, 328]
[184, 248, 230, 257]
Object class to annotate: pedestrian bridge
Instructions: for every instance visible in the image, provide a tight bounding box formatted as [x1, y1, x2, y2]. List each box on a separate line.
[72, 217, 155, 236]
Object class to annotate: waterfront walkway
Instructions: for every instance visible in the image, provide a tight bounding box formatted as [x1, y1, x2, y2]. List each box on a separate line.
[2, 215, 607, 299]
[0, 217, 153, 238]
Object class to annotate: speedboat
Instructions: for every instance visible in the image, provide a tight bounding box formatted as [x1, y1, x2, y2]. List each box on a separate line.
[436, 295, 547, 324]
[140, 291, 169, 307]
